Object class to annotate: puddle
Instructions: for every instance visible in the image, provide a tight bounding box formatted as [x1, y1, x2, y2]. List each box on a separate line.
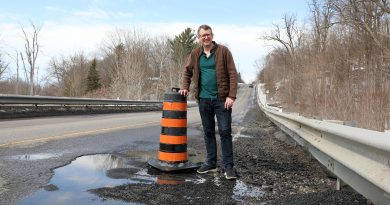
[7, 153, 58, 161]
[18, 154, 142, 205]
[18, 153, 266, 205]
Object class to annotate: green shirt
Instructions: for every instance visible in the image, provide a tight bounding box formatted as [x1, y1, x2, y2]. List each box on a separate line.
[199, 50, 218, 98]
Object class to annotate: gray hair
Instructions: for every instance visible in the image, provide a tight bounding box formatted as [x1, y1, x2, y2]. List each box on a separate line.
[197, 24, 213, 36]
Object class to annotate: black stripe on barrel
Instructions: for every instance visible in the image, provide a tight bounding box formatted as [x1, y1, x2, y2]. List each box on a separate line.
[163, 110, 186, 119]
[159, 143, 187, 153]
[164, 92, 186, 102]
[161, 127, 187, 136]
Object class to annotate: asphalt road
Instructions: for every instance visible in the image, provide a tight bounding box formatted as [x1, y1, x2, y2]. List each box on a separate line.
[0, 86, 251, 148]
[0, 86, 253, 205]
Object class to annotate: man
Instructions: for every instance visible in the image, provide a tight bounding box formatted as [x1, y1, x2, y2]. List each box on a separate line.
[179, 24, 238, 179]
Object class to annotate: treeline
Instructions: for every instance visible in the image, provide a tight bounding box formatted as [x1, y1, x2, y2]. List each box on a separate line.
[0, 28, 196, 100]
[0, 27, 244, 100]
[46, 29, 185, 100]
[258, 0, 390, 131]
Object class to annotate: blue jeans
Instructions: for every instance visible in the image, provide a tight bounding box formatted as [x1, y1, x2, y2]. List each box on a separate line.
[199, 98, 234, 169]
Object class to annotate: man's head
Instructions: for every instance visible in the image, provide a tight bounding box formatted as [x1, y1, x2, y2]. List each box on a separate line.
[197, 24, 214, 47]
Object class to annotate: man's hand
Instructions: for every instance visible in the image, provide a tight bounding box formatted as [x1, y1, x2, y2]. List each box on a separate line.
[225, 97, 235, 109]
[179, 89, 189, 97]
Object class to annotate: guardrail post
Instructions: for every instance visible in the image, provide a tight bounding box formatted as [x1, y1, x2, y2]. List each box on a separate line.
[336, 178, 346, 190]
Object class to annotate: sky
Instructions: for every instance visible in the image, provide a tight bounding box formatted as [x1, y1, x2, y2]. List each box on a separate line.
[0, 0, 310, 84]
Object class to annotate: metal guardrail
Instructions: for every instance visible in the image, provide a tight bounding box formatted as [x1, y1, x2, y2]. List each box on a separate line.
[0, 94, 162, 106]
[256, 85, 390, 205]
[0, 94, 164, 119]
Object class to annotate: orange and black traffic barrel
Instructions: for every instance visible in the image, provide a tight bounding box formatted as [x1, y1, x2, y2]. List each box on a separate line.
[148, 88, 200, 172]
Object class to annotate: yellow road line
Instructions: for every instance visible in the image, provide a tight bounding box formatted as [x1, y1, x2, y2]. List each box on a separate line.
[0, 121, 159, 148]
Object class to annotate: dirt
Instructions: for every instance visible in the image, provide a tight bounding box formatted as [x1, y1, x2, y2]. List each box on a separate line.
[90, 104, 367, 204]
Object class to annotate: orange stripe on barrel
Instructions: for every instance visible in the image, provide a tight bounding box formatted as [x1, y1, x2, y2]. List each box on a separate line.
[158, 151, 187, 162]
[163, 102, 186, 111]
[160, 135, 187, 144]
[161, 118, 187, 127]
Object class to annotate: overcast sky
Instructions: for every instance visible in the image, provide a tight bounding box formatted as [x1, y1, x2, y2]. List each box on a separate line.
[0, 0, 309, 84]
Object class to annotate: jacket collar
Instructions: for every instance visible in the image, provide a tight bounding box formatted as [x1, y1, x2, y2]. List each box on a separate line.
[198, 41, 218, 57]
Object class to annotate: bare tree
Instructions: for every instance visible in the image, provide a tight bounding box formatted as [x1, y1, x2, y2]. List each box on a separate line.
[310, 0, 334, 53]
[20, 22, 41, 95]
[0, 52, 7, 80]
[263, 14, 303, 63]
[47, 55, 72, 96]
[0, 35, 7, 80]
[332, 0, 390, 75]
[101, 29, 152, 100]
[48, 55, 69, 85]
[65, 53, 89, 97]
[46, 52, 89, 97]
[100, 29, 125, 86]
[20, 51, 29, 85]
[15, 51, 20, 94]
[149, 36, 173, 100]
[263, 14, 305, 108]
[258, 0, 390, 131]
[122, 29, 151, 99]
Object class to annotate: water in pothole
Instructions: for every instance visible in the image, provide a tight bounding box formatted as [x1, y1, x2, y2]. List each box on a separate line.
[18, 154, 136, 205]
[18, 153, 264, 205]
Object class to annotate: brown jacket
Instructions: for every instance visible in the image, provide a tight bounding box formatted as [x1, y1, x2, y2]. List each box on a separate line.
[182, 42, 238, 100]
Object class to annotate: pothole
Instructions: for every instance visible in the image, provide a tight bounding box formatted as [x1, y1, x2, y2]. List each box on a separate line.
[18, 153, 266, 204]
[18, 154, 142, 205]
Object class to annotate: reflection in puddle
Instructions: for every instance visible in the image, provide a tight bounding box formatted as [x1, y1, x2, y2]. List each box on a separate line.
[8, 153, 58, 160]
[18, 154, 139, 205]
[18, 153, 265, 205]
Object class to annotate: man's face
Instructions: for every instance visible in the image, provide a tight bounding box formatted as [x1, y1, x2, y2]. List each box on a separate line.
[198, 28, 213, 47]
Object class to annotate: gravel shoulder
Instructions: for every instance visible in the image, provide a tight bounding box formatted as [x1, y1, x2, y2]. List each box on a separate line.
[91, 100, 367, 204]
